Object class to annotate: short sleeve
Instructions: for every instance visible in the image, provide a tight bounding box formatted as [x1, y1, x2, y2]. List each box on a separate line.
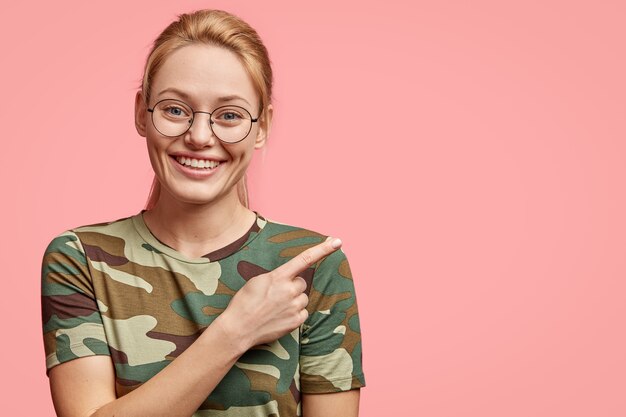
[41, 231, 110, 373]
[299, 249, 365, 393]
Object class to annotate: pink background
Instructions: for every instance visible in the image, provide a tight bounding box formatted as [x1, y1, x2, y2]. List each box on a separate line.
[2, 0, 625, 415]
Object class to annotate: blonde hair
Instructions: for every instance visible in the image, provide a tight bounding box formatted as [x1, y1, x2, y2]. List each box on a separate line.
[141, 9, 273, 210]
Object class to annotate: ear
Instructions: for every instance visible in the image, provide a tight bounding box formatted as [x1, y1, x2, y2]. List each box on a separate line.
[254, 103, 273, 149]
[134, 91, 148, 137]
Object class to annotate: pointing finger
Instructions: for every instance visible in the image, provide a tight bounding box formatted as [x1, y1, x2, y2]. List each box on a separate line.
[274, 237, 342, 278]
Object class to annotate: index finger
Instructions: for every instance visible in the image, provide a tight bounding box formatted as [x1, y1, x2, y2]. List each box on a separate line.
[274, 237, 342, 278]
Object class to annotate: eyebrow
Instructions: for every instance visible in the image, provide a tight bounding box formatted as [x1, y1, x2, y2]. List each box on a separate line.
[156, 88, 252, 106]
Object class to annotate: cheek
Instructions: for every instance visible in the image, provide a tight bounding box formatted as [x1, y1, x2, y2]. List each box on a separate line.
[145, 137, 169, 169]
[230, 143, 256, 165]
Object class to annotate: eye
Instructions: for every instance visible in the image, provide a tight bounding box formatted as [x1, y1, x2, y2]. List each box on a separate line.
[217, 110, 243, 121]
[167, 107, 183, 116]
[156, 100, 192, 120]
[213, 107, 249, 125]
[222, 112, 240, 120]
[163, 105, 189, 118]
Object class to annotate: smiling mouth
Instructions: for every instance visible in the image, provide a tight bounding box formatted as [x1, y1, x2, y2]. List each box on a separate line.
[174, 156, 222, 170]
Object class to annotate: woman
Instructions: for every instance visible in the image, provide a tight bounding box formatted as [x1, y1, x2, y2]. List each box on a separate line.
[41, 9, 365, 417]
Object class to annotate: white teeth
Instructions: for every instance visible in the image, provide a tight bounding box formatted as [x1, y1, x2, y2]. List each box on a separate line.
[175, 156, 221, 169]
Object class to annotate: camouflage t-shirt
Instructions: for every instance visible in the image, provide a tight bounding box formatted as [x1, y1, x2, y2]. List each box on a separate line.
[42, 212, 365, 416]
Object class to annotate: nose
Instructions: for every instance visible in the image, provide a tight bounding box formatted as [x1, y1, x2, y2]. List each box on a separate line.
[184, 112, 218, 149]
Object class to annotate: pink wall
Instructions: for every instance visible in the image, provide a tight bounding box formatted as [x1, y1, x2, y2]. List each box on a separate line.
[2, 0, 625, 415]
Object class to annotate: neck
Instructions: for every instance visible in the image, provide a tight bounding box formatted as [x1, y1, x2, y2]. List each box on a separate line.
[143, 188, 255, 258]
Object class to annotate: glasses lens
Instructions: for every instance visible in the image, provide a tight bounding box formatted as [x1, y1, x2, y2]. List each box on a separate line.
[210, 106, 253, 143]
[152, 100, 193, 137]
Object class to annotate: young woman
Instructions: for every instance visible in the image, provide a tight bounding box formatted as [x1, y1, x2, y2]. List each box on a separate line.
[41, 9, 365, 417]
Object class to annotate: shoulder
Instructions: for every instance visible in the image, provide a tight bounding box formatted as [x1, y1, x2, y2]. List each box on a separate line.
[70, 213, 138, 238]
[254, 217, 346, 264]
[257, 216, 327, 242]
[253, 216, 352, 283]
[44, 213, 140, 255]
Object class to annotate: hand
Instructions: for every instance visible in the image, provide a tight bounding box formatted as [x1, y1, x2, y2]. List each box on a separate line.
[218, 236, 343, 350]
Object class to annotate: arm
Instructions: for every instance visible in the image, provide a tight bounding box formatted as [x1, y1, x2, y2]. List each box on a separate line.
[302, 390, 361, 417]
[49, 314, 245, 417]
[299, 249, 366, 415]
[44, 233, 344, 417]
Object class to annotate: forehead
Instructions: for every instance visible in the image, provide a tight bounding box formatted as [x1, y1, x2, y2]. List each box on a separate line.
[151, 43, 259, 108]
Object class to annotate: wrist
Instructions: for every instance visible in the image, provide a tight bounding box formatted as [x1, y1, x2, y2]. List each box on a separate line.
[210, 313, 252, 355]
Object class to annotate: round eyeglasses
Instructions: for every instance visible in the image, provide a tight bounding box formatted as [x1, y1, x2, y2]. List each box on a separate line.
[147, 99, 259, 144]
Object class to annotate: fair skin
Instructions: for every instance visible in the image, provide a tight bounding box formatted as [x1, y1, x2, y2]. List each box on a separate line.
[49, 44, 359, 417]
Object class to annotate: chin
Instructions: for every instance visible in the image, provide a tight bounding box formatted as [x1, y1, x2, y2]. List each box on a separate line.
[160, 181, 236, 207]
[173, 191, 225, 206]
